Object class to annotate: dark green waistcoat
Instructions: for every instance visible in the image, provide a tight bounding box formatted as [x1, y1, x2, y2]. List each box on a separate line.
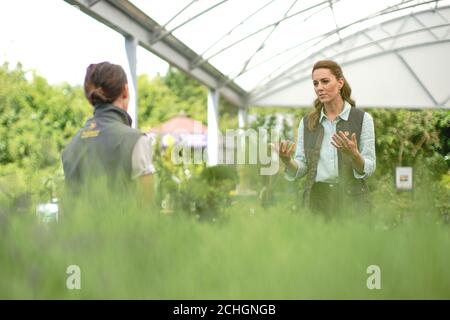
[302, 107, 369, 208]
[61, 103, 143, 193]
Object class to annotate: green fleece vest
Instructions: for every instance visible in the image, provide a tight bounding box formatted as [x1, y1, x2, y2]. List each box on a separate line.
[302, 107, 369, 208]
[61, 103, 143, 193]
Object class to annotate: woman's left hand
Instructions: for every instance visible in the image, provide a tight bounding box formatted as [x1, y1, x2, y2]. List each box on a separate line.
[331, 131, 359, 158]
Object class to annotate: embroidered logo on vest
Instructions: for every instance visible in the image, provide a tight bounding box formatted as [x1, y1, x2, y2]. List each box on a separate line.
[81, 121, 100, 139]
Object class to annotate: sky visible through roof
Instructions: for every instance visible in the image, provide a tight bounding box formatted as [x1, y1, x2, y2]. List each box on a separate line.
[129, 0, 450, 91]
[1, 0, 449, 108]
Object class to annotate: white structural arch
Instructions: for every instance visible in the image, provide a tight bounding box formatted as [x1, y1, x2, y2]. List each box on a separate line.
[63, 0, 450, 164]
[65, 0, 450, 109]
[251, 6, 450, 108]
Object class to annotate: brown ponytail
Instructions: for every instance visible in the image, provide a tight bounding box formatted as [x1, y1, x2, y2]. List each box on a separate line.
[307, 60, 355, 130]
[84, 62, 128, 106]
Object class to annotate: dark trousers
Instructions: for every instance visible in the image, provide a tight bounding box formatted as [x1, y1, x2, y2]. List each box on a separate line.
[310, 182, 370, 217]
[310, 182, 343, 216]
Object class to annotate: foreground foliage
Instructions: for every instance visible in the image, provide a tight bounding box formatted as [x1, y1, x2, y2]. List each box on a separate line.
[1, 185, 449, 299]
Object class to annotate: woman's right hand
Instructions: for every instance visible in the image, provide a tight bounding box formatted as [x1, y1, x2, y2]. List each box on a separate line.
[273, 140, 296, 163]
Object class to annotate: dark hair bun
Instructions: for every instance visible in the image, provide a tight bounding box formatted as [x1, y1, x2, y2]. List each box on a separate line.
[84, 62, 128, 106]
[87, 87, 109, 105]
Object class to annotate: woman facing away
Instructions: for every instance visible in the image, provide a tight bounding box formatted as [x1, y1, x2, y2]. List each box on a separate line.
[61, 62, 155, 203]
[275, 60, 376, 216]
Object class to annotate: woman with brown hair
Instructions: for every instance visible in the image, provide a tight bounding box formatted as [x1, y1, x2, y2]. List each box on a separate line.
[276, 60, 376, 216]
[62, 62, 155, 201]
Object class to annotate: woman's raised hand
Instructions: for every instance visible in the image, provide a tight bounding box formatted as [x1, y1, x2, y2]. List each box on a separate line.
[331, 131, 358, 157]
[273, 140, 295, 163]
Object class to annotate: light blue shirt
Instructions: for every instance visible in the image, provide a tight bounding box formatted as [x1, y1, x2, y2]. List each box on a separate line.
[285, 102, 376, 182]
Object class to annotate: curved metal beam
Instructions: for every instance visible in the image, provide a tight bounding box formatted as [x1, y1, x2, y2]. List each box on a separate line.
[195, 0, 277, 60]
[238, 0, 430, 88]
[220, 0, 299, 88]
[217, 2, 338, 82]
[250, 39, 450, 106]
[396, 52, 438, 105]
[191, 0, 332, 69]
[150, 0, 229, 44]
[63, 0, 247, 106]
[160, 0, 198, 30]
[254, 21, 450, 96]
[250, 3, 448, 97]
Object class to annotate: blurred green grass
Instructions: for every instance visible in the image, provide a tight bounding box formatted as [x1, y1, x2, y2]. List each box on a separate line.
[1, 186, 449, 300]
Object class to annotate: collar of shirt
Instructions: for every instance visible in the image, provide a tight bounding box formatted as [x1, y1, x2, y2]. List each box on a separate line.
[319, 101, 351, 123]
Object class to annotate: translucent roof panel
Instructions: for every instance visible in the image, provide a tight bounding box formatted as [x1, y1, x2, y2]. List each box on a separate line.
[122, 0, 450, 107]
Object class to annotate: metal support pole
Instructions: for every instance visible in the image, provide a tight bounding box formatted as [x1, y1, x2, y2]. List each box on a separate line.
[207, 89, 220, 166]
[125, 36, 138, 128]
[237, 106, 248, 193]
[238, 107, 248, 129]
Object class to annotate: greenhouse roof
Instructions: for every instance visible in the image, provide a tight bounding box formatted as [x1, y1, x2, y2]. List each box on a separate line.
[65, 0, 450, 108]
